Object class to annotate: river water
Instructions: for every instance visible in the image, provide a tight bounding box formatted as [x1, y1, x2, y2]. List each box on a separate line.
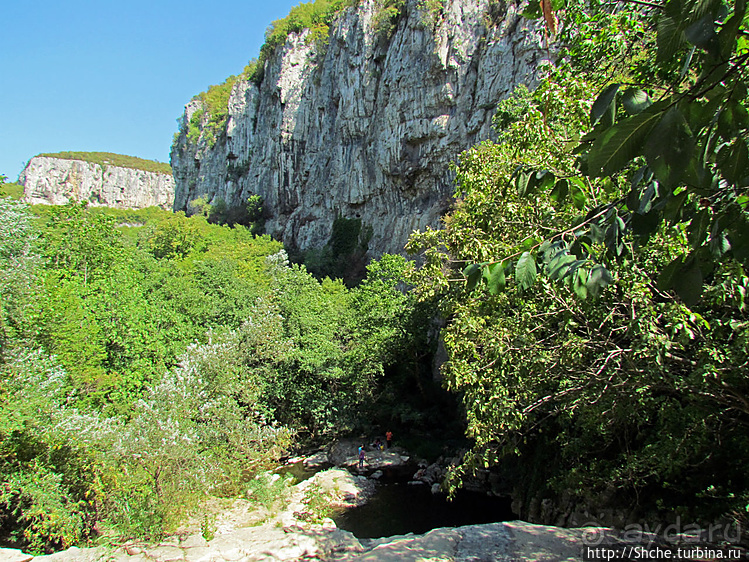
[334, 481, 515, 538]
[280, 456, 515, 539]
[332, 465, 516, 539]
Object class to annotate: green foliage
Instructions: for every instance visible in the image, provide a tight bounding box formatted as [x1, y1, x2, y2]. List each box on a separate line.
[0, 197, 429, 549]
[189, 194, 265, 231]
[300, 216, 372, 283]
[262, 0, 357, 56]
[41, 201, 125, 285]
[407, 0, 749, 525]
[188, 78, 238, 148]
[417, 0, 445, 28]
[0, 200, 41, 351]
[0, 351, 97, 553]
[36, 152, 171, 175]
[374, 0, 405, 40]
[183, 0, 357, 147]
[246, 473, 294, 511]
[144, 211, 206, 260]
[0, 176, 24, 200]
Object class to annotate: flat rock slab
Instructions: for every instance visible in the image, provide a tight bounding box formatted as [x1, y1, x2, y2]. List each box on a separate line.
[3, 521, 600, 561]
[340, 521, 593, 561]
[0, 548, 34, 562]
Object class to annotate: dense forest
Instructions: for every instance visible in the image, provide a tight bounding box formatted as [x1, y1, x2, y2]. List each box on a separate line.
[406, 0, 749, 530]
[2, 0, 749, 554]
[0, 195, 449, 552]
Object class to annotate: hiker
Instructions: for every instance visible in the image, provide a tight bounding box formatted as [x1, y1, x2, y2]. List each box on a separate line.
[358, 445, 365, 469]
[385, 430, 393, 449]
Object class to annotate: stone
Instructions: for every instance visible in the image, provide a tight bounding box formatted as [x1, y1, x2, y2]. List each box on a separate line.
[180, 534, 210, 549]
[20, 156, 174, 210]
[143, 545, 185, 561]
[124, 543, 145, 555]
[0, 548, 34, 562]
[303, 451, 330, 469]
[170, 0, 545, 258]
[369, 470, 383, 480]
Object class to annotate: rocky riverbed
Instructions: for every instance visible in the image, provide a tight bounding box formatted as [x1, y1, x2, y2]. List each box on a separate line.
[5, 443, 741, 561]
[3, 457, 593, 562]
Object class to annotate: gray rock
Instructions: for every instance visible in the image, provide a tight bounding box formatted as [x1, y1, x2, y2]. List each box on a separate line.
[171, 0, 545, 257]
[303, 451, 330, 469]
[20, 156, 174, 210]
[0, 548, 34, 562]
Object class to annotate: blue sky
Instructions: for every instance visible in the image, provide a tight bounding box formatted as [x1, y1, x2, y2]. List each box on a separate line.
[0, 0, 301, 180]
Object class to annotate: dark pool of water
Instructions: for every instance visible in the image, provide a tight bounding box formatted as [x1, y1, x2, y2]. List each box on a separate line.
[334, 482, 516, 539]
[275, 461, 324, 483]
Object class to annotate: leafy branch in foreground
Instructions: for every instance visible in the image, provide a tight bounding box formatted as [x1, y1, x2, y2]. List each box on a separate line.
[406, 0, 749, 526]
[455, 0, 748, 307]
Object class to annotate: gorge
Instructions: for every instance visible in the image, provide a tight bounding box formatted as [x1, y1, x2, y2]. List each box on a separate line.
[170, 0, 546, 257]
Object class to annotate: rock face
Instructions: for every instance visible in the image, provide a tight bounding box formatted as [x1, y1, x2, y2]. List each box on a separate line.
[20, 156, 175, 210]
[15, 519, 617, 561]
[171, 0, 545, 256]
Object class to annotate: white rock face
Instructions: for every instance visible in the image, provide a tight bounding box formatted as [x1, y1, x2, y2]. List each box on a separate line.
[171, 0, 546, 256]
[20, 156, 175, 210]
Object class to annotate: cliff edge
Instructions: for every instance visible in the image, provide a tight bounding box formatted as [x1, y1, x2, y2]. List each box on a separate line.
[20, 153, 175, 210]
[171, 0, 545, 256]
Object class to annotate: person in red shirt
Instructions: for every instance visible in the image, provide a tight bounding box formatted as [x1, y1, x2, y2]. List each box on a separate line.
[385, 430, 393, 449]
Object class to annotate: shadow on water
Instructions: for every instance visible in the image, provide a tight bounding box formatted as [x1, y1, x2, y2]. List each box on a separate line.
[334, 481, 516, 539]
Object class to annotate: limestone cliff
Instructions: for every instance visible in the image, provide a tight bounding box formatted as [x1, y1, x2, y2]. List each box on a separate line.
[171, 0, 546, 256]
[20, 154, 175, 210]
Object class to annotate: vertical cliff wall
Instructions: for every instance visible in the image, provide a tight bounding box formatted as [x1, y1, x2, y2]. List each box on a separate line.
[171, 0, 546, 256]
[20, 154, 175, 210]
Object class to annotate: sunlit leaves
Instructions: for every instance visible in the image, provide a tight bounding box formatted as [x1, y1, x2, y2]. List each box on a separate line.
[622, 88, 653, 116]
[463, 263, 482, 291]
[484, 262, 507, 294]
[515, 252, 538, 290]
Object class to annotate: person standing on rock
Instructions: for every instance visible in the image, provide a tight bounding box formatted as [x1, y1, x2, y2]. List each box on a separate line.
[358, 445, 365, 469]
[385, 430, 393, 449]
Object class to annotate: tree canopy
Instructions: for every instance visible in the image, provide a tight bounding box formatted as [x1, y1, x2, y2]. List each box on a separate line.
[407, 0, 749, 525]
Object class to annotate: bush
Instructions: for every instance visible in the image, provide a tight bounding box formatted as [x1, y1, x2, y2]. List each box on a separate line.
[373, 0, 405, 40]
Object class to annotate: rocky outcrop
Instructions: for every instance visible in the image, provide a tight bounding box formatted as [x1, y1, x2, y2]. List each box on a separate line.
[17, 519, 693, 562]
[20, 156, 175, 209]
[10, 467, 742, 561]
[171, 0, 546, 256]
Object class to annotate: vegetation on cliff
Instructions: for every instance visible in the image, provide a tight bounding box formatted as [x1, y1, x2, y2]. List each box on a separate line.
[4, 0, 748, 554]
[35, 152, 172, 175]
[182, 0, 360, 147]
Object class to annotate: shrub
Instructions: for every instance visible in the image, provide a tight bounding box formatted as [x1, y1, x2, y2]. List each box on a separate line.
[373, 0, 405, 40]
[184, 0, 358, 145]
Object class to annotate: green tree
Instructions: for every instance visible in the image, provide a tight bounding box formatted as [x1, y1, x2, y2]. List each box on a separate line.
[42, 202, 124, 286]
[406, 2, 749, 521]
[0, 350, 98, 553]
[0, 200, 41, 355]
